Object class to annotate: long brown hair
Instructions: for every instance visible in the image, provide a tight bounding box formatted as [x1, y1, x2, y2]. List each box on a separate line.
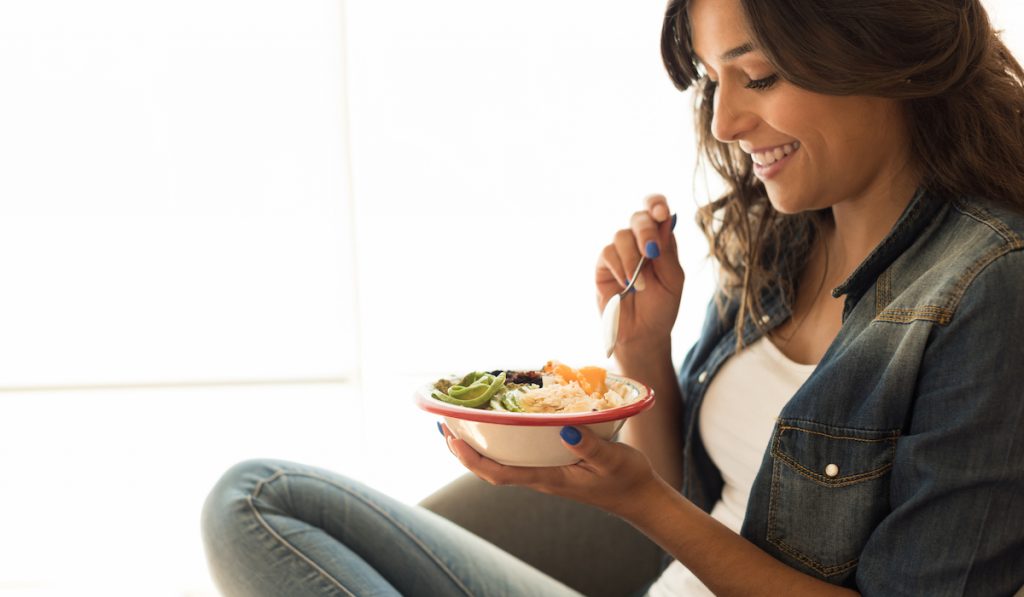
[661, 0, 1024, 338]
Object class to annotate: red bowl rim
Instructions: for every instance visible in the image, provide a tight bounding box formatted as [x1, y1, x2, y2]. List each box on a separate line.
[414, 373, 655, 426]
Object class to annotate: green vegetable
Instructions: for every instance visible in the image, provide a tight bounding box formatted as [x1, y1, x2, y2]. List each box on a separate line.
[500, 391, 524, 412]
[432, 371, 507, 408]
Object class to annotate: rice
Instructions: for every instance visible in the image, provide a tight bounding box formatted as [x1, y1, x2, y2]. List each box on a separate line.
[517, 380, 632, 414]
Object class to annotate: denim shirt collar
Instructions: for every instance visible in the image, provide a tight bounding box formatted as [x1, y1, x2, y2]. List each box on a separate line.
[739, 188, 943, 340]
[830, 186, 941, 308]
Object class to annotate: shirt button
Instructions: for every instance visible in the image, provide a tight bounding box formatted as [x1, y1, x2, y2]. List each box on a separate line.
[760, 314, 771, 324]
[697, 371, 708, 383]
[825, 464, 840, 478]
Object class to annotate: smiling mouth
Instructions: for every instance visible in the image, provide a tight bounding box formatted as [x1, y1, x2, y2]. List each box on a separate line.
[751, 141, 800, 167]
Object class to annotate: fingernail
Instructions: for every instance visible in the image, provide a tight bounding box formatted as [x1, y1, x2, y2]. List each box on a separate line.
[437, 421, 444, 436]
[560, 426, 582, 445]
[645, 240, 661, 259]
[671, 213, 677, 230]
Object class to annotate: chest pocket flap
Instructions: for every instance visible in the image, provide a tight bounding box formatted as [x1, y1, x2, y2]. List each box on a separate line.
[767, 419, 900, 578]
[773, 420, 899, 487]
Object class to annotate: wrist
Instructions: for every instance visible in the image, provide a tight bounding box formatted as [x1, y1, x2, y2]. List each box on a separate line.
[615, 343, 675, 379]
[615, 475, 680, 526]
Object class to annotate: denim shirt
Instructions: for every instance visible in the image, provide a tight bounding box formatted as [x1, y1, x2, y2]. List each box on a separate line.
[676, 188, 1024, 595]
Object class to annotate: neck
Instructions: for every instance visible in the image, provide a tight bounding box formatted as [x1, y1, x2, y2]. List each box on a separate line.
[825, 164, 922, 283]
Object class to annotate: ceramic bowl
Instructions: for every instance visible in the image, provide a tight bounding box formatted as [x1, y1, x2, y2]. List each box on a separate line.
[415, 374, 654, 467]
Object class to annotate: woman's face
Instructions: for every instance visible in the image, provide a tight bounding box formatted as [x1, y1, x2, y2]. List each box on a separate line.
[688, 0, 916, 214]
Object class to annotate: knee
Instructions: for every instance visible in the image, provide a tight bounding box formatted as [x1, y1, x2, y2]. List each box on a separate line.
[202, 459, 295, 595]
[201, 459, 280, 553]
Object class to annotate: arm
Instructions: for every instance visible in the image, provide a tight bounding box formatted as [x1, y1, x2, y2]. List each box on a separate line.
[595, 195, 685, 487]
[623, 460, 857, 597]
[854, 253, 1024, 595]
[617, 354, 684, 490]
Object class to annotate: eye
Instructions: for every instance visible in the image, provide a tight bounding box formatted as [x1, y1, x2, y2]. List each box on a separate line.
[745, 74, 779, 91]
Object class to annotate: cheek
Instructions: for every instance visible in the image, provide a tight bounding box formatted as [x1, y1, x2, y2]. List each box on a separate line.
[759, 88, 813, 132]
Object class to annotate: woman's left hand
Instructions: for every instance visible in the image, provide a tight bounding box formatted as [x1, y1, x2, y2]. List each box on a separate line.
[440, 423, 666, 519]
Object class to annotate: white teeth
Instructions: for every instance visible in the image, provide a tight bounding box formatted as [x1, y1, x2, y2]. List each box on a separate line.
[751, 141, 799, 167]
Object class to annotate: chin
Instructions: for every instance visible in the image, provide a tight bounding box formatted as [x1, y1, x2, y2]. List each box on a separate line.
[764, 188, 821, 216]
[765, 195, 804, 215]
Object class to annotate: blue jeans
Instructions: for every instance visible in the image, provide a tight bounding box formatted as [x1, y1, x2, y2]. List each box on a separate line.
[201, 459, 585, 596]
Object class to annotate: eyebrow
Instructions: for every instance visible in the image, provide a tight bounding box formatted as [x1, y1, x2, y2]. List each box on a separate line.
[720, 42, 754, 62]
[694, 42, 756, 67]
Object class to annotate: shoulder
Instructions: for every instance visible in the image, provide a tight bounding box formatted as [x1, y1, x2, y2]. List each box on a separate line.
[875, 195, 1024, 326]
[941, 196, 1024, 296]
[946, 196, 1024, 252]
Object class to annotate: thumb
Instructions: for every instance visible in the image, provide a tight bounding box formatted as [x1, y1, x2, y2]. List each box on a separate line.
[559, 426, 609, 464]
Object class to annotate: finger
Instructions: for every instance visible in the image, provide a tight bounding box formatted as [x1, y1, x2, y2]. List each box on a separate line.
[644, 194, 671, 224]
[439, 422, 457, 456]
[439, 421, 455, 440]
[447, 434, 548, 487]
[596, 245, 628, 312]
[655, 213, 679, 260]
[646, 217, 685, 294]
[643, 195, 678, 265]
[609, 228, 644, 293]
[559, 426, 613, 473]
[596, 242, 629, 290]
[629, 210, 663, 261]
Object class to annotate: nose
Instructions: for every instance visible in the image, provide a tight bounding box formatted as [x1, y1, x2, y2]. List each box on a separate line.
[710, 82, 758, 144]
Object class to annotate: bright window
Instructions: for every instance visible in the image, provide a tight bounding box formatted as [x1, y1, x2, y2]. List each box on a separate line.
[0, 1, 357, 387]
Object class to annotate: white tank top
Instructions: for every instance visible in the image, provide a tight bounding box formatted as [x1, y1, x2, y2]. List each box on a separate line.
[646, 335, 816, 597]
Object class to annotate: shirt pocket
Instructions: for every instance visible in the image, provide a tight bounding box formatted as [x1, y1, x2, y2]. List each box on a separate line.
[767, 419, 899, 578]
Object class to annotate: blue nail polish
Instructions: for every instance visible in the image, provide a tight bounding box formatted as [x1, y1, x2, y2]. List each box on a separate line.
[645, 240, 661, 259]
[437, 421, 444, 436]
[671, 213, 677, 230]
[560, 426, 582, 445]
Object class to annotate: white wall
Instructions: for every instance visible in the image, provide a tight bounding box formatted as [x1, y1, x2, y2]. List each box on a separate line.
[0, 1, 357, 387]
[345, 1, 708, 378]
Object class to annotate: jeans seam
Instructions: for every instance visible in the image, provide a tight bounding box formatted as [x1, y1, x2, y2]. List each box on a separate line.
[773, 425, 897, 487]
[952, 198, 1022, 245]
[767, 421, 901, 577]
[252, 469, 476, 597]
[776, 424, 900, 443]
[873, 200, 1024, 328]
[247, 470, 357, 597]
[767, 431, 859, 578]
[875, 269, 891, 315]
[874, 306, 953, 325]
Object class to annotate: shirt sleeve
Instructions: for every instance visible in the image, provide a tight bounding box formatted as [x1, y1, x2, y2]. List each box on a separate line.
[855, 251, 1024, 596]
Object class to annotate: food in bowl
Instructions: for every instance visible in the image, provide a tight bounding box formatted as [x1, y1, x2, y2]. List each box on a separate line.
[430, 361, 639, 414]
[416, 361, 654, 467]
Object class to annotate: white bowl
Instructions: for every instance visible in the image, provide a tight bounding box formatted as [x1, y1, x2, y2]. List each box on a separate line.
[415, 374, 655, 467]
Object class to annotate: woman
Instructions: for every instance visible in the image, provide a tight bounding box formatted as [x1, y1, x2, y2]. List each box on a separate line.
[202, 0, 1024, 594]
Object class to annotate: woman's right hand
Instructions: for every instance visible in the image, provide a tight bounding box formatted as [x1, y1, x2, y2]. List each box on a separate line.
[596, 195, 685, 364]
